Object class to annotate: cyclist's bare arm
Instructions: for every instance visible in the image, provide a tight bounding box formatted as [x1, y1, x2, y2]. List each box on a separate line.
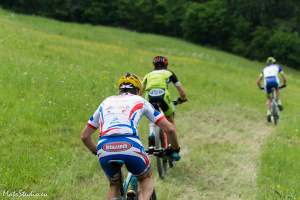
[256, 74, 263, 88]
[280, 72, 287, 86]
[156, 118, 180, 150]
[175, 84, 187, 101]
[81, 125, 97, 155]
[169, 71, 187, 101]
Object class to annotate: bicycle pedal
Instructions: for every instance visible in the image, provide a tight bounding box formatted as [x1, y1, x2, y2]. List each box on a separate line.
[127, 190, 136, 198]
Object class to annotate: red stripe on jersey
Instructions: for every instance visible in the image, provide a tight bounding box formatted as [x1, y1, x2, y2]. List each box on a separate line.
[99, 120, 103, 133]
[155, 115, 166, 125]
[134, 151, 150, 166]
[129, 103, 144, 119]
[87, 123, 97, 130]
[99, 127, 119, 137]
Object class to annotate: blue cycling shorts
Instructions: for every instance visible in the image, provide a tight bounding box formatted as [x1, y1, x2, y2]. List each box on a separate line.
[97, 136, 150, 181]
[265, 76, 279, 94]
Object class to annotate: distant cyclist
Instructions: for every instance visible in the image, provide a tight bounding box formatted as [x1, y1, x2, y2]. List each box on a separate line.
[256, 57, 287, 122]
[80, 72, 181, 200]
[143, 56, 187, 127]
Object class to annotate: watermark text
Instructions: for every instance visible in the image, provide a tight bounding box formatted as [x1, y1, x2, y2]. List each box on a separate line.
[2, 190, 48, 198]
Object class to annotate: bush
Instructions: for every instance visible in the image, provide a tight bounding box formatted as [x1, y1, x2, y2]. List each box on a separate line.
[1, 0, 300, 69]
[267, 30, 300, 68]
[182, 0, 232, 48]
[247, 26, 272, 60]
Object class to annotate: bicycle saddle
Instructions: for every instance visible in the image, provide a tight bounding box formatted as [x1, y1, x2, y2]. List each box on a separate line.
[108, 160, 125, 168]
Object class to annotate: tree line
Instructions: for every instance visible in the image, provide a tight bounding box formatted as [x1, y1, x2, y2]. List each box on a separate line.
[1, 0, 300, 69]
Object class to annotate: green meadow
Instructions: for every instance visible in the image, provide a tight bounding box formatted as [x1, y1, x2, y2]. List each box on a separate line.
[0, 9, 299, 199]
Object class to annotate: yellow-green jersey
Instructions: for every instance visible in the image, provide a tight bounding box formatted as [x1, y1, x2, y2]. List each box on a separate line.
[142, 69, 181, 116]
[142, 69, 181, 91]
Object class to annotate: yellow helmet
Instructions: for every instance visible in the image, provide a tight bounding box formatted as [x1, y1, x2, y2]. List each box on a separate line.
[117, 72, 142, 92]
[266, 57, 276, 65]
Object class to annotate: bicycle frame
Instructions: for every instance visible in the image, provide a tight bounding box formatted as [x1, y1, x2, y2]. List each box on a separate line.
[149, 122, 169, 179]
[111, 148, 161, 200]
[148, 99, 181, 179]
[123, 172, 138, 198]
[261, 85, 285, 125]
[270, 88, 280, 125]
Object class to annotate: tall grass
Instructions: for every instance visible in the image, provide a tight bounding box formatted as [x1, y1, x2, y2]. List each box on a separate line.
[0, 8, 299, 199]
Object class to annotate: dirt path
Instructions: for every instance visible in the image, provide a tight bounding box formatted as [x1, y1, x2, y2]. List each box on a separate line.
[155, 105, 272, 200]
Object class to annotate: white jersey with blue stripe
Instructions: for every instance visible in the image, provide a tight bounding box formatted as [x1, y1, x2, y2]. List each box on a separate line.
[87, 93, 165, 137]
[261, 64, 283, 85]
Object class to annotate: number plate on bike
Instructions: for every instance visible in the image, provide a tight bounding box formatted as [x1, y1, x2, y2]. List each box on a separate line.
[149, 89, 165, 97]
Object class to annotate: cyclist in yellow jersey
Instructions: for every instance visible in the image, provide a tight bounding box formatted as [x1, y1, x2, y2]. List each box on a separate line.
[143, 56, 187, 124]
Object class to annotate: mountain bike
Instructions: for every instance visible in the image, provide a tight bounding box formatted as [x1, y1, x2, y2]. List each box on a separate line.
[108, 147, 165, 200]
[261, 85, 286, 125]
[148, 95, 185, 179]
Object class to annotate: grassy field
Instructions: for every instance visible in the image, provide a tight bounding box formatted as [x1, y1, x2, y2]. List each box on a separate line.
[0, 8, 300, 200]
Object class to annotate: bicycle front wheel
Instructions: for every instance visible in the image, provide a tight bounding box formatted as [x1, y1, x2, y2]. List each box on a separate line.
[155, 128, 166, 179]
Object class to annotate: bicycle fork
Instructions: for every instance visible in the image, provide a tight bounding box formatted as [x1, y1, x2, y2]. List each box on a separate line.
[149, 123, 168, 148]
[149, 123, 156, 147]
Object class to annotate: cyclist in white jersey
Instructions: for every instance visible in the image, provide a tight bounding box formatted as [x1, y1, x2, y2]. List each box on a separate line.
[256, 57, 287, 121]
[80, 73, 180, 200]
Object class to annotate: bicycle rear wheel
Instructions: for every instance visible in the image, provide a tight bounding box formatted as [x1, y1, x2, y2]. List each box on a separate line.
[273, 114, 279, 125]
[271, 100, 280, 125]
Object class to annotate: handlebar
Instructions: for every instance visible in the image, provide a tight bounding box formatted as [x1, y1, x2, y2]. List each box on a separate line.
[145, 147, 166, 157]
[146, 146, 180, 157]
[259, 84, 286, 90]
[279, 84, 286, 89]
[173, 97, 188, 105]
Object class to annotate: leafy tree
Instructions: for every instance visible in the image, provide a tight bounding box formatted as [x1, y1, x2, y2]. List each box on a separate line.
[266, 30, 300, 68]
[1, 0, 300, 68]
[182, 0, 233, 48]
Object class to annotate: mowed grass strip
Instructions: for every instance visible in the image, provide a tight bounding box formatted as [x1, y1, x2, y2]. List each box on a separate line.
[0, 8, 300, 200]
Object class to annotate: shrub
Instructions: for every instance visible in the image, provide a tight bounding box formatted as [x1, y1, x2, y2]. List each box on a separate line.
[182, 0, 232, 48]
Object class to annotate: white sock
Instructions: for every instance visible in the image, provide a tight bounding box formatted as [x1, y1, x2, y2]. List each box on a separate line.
[277, 99, 282, 105]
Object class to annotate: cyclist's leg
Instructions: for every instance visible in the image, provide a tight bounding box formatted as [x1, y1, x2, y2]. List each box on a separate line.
[137, 170, 154, 200]
[97, 151, 123, 199]
[275, 88, 280, 99]
[275, 87, 283, 110]
[265, 94, 272, 112]
[98, 155, 123, 200]
[264, 83, 272, 121]
[123, 137, 153, 199]
[107, 181, 122, 200]
[265, 94, 272, 122]
[161, 91, 175, 119]
[98, 136, 140, 199]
